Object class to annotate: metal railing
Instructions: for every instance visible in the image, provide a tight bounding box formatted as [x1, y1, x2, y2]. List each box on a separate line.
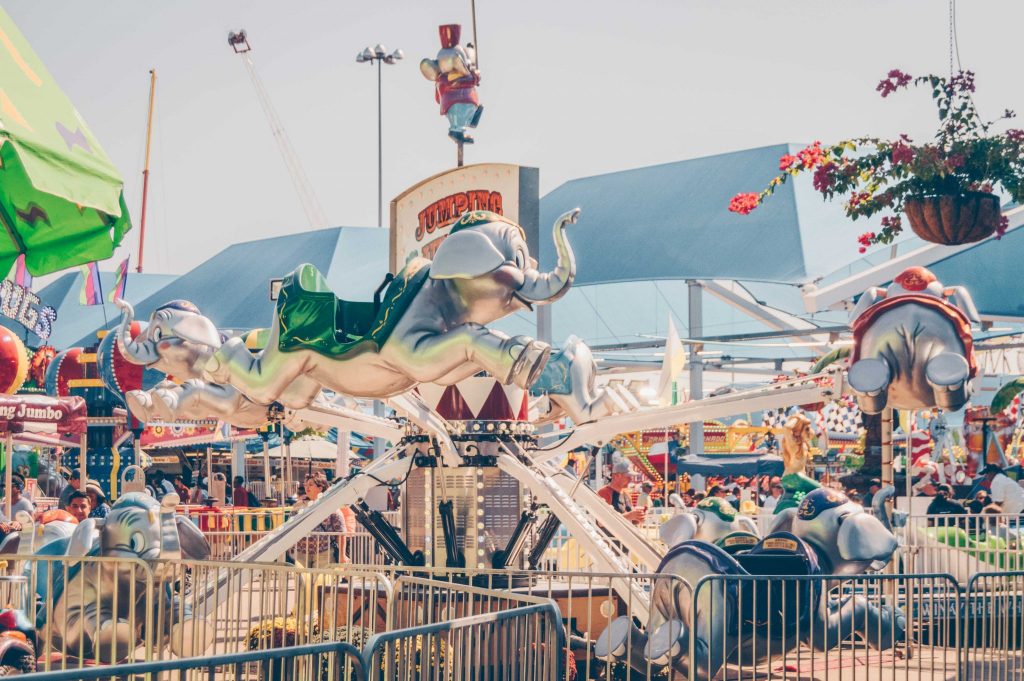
[363, 601, 565, 681]
[901, 512, 1024, 585]
[963, 571, 1024, 680]
[18, 639, 365, 681]
[684, 571, 960, 681]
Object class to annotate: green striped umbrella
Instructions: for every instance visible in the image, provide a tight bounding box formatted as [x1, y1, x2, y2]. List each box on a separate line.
[0, 7, 131, 277]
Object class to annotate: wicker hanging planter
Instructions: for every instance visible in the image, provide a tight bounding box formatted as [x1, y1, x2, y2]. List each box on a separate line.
[902, 192, 1001, 246]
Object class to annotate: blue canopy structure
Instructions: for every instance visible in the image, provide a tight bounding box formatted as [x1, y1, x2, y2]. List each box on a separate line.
[677, 454, 784, 478]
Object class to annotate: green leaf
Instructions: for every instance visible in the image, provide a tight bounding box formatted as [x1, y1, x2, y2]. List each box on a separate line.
[992, 378, 1024, 414]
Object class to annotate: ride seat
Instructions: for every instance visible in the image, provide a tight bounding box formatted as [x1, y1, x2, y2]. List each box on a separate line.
[731, 532, 820, 638]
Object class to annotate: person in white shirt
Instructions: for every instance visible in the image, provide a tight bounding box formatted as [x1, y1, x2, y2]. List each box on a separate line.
[982, 464, 1024, 516]
[762, 481, 784, 514]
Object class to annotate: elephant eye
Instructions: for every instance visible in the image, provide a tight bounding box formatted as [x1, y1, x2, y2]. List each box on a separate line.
[151, 326, 162, 341]
[514, 250, 526, 269]
[129, 531, 146, 553]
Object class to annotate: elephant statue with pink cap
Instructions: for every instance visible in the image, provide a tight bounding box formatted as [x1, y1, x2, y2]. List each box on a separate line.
[847, 265, 979, 414]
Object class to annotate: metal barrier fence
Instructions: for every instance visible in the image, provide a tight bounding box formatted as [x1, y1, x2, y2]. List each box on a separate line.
[202, 529, 387, 565]
[685, 572, 961, 681]
[901, 512, 1024, 585]
[964, 571, 1024, 680]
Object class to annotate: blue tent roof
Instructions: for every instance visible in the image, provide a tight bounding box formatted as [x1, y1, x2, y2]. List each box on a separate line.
[539, 144, 870, 286]
[33, 271, 178, 348]
[124, 226, 388, 333]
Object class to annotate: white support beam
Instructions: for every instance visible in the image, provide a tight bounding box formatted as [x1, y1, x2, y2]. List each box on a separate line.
[535, 370, 843, 464]
[801, 205, 1024, 313]
[701, 279, 829, 352]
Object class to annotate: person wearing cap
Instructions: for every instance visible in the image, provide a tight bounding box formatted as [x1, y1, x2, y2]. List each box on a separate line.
[636, 482, 654, 508]
[598, 461, 645, 524]
[863, 479, 882, 508]
[85, 481, 110, 519]
[926, 483, 966, 518]
[2, 475, 33, 519]
[982, 464, 1024, 516]
[58, 470, 81, 510]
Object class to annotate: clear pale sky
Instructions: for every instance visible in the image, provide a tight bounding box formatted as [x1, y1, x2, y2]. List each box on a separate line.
[6, 0, 1022, 275]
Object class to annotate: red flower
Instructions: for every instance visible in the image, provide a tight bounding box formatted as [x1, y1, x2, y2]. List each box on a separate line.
[944, 153, 965, 171]
[996, 215, 1009, 239]
[778, 154, 796, 171]
[1007, 129, 1024, 143]
[890, 141, 914, 165]
[728, 193, 760, 215]
[797, 141, 825, 169]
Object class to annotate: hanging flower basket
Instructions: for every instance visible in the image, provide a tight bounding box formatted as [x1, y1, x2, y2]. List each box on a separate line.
[903, 192, 1000, 245]
[728, 70, 1024, 252]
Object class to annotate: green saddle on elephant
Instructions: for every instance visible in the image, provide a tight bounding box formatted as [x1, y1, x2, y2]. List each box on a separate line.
[276, 260, 430, 357]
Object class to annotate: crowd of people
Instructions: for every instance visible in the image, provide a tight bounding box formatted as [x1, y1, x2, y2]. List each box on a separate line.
[596, 458, 1024, 525]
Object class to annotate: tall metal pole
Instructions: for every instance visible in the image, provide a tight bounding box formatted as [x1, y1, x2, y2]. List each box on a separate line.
[687, 280, 704, 457]
[377, 58, 383, 228]
[4, 432, 11, 520]
[137, 69, 156, 273]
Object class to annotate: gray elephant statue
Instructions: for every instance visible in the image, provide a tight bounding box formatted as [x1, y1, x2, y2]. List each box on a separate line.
[659, 497, 759, 551]
[598, 487, 902, 680]
[847, 265, 979, 414]
[114, 299, 279, 426]
[31, 492, 211, 663]
[203, 209, 582, 407]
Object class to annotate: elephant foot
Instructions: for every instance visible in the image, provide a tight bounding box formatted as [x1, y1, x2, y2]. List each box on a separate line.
[595, 616, 647, 661]
[926, 353, 971, 411]
[645, 619, 686, 666]
[125, 390, 159, 423]
[847, 358, 891, 414]
[95, 619, 135, 662]
[170, 618, 211, 657]
[506, 336, 551, 389]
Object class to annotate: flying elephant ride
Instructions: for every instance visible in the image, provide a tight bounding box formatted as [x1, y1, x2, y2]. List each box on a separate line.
[846, 266, 979, 414]
[659, 497, 760, 555]
[115, 208, 622, 430]
[597, 487, 903, 680]
[29, 493, 211, 664]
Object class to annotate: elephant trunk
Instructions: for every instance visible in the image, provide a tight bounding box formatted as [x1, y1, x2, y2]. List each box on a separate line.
[871, 485, 896, 532]
[516, 208, 579, 305]
[116, 301, 159, 366]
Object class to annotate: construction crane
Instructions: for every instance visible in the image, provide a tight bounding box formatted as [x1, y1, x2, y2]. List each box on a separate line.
[228, 30, 328, 229]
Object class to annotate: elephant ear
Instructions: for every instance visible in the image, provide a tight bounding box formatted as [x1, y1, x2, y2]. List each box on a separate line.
[172, 316, 222, 348]
[175, 516, 212, 560]
[430, 229, 506, 280]
[68, 518, 100, 557]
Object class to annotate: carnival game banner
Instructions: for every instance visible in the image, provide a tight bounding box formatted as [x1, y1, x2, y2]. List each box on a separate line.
[389, 163, 539, 272]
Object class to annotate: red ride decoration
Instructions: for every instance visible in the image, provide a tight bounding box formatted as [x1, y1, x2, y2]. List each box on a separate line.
[0, 327, 28, 395]
[29, 346, 56, 389]
[50, 348, 85, 396]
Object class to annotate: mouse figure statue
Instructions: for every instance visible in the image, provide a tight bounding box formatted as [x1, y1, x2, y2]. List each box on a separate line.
[847, 266, 979, 414]
[31, 493, 211, 663]
[597, 487, 903, 680]
[658, 497, 759, 551]
[420, 24, 482, 144]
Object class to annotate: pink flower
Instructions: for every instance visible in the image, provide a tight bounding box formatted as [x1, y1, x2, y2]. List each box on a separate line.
[890, 141, 914, 165]
[812, 163, 836, 194]
[877, 69, 912, 97]
[778, 154, 796, 171]
[996, 215, 1009, 239]
[728, 193, 760, 215]
[1007, 129, 1024, 143]
[944, 153, 965, 171]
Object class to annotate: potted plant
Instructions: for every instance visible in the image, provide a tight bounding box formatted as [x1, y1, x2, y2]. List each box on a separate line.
[729, 70, 1024, 249]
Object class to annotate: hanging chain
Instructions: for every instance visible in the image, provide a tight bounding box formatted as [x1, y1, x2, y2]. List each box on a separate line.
[948, 0, 955, 79]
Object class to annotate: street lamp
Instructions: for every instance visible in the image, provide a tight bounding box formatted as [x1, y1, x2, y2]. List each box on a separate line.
[356, 44, 403, 227]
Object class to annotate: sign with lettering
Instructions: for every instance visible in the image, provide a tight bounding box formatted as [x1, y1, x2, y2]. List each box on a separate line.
[390, 163, 539, 272]
[0, 280, 56, 340]
[0, 395, 87, 434]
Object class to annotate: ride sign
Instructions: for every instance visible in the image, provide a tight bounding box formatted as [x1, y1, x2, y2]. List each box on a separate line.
[0, 279, 57, 340]
[390, 163, 539, 272]
[0, 394, 87, 434]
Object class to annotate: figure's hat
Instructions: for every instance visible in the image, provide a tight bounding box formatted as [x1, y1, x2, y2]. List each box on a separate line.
[893, 266, 937, 292]
[439, 24, 461, 49]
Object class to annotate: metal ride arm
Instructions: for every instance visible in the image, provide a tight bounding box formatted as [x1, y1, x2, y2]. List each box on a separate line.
[287, 402, 404, 442]
[535, 369, 844, 464]
[497, 453, 651, 623]
[547, 469, 663, 571]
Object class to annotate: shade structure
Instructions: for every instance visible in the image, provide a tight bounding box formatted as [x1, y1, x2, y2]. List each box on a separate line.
[677, 454, 784, 478]
[0, 8, 131, 277]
